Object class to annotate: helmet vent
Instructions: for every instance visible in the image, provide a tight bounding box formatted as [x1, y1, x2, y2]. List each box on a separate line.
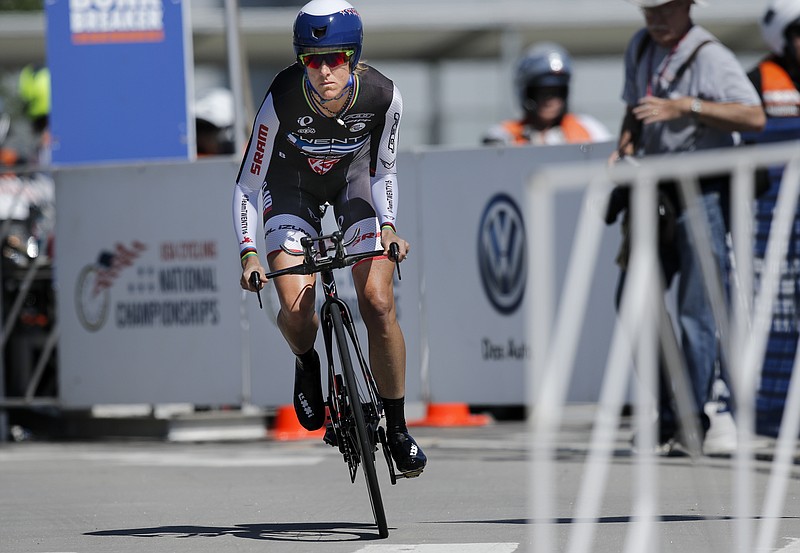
[312, 26, 327, 40]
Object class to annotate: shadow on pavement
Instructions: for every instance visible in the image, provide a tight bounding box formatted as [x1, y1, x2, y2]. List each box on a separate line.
[85, 521, 387, 542]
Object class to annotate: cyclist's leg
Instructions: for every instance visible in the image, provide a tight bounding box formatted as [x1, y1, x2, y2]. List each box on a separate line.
[352, 258, 425, 473]
[336, 190, 426, 474]
[351, 254, 405, 398]
[268, 247, 318, 354]
[264, 199, 322, 354]
[332, 185, 405, 398]
[264, 188, 326, 429]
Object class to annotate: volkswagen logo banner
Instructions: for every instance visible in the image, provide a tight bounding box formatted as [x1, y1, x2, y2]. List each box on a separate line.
[477, 193, 527, 315]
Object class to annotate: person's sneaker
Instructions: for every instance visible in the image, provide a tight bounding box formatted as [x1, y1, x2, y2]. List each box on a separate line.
[387, 430, 427, 477]
[630, 433, 687, 457]
[293, 351, 325, 431]
[702, 404, 737, 457]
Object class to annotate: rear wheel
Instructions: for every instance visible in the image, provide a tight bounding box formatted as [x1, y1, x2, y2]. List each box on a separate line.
[330, 305, 389, 538]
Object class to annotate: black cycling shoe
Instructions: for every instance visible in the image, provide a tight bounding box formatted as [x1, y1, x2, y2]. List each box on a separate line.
[323, 422, 337, 447]
[387, 430, 427, 477]
[293, 351, 325, 431]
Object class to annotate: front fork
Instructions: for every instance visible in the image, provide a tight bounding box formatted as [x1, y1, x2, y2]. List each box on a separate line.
[321, 297, 396, 483]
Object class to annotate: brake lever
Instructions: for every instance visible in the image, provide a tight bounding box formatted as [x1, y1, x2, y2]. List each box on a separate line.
[388, 242, 401, 281]
[249, 272, 263, 309]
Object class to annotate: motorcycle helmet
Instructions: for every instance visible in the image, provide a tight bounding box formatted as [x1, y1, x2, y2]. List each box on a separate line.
[515, 42, 572, 113]
[761, 0, 800, 56]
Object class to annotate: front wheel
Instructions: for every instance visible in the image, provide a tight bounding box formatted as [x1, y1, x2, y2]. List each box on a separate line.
[330, 305, 389, 538]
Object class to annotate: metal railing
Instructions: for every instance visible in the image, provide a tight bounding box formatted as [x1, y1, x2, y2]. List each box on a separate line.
[0, 167, 58, 443]
[526, 140, 800, 553]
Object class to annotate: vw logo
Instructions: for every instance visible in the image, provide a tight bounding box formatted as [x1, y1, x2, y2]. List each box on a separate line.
[477, 193, 527, 315]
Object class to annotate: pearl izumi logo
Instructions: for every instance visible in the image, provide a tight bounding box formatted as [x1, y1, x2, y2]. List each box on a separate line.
[69, 0, 165, 45]
[477, 193, 527, 315]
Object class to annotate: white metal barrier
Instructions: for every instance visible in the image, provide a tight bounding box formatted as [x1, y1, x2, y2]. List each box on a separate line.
[527, 141, 800, 553]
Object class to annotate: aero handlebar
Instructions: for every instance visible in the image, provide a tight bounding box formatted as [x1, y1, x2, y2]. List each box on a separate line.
[248, 230, 402, 309]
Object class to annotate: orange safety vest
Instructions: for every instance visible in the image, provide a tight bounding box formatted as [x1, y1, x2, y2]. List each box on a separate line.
[0, 147, 18, 166]
[500, 113, 593, 144]
[758, 59, 800, 118]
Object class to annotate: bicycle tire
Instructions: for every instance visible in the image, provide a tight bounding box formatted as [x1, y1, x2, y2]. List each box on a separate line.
[330, 305, 389, 538]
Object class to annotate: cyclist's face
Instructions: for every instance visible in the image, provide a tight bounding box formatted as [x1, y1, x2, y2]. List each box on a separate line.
[305, 58, 351, 101]
[643, 0, 691, 48]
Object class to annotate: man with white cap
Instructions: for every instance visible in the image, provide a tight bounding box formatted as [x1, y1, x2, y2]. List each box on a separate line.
[609, 0, 765, 454]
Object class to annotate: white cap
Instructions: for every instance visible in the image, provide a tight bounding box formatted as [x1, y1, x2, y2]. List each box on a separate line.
[625, 0, 705, 7]
[194, 88, 234, 129]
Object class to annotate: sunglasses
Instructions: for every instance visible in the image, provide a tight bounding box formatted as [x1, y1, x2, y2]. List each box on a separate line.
[298, 49, 355, 69]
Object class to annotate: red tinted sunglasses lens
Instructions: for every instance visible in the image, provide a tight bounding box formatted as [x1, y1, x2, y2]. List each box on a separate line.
[301, 51, 350, 69]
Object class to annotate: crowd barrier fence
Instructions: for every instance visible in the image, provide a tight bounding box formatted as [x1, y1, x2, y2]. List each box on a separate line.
[526, 140, 800, 553]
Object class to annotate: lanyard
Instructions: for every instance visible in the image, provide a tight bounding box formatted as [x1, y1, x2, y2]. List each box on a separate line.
[645, 31, 689, 97]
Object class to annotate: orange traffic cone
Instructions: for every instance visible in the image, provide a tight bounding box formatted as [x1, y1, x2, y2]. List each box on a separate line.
[270, 405, 326, 441]
[408, 403, 492, 427]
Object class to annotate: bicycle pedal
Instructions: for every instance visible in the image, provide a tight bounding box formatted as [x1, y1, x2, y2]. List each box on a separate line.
[323, 424, 338, 447]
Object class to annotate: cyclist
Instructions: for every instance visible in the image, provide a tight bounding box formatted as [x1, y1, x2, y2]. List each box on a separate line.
[483, 42, 611, 145]
[232, 0, 426, 476]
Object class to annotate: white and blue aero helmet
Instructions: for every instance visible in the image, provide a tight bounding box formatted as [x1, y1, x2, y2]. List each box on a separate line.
[293, 0, 363, 66]
[761, 0, 800, 55]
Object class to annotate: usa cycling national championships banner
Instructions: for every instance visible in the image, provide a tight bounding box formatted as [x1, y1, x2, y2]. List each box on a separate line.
[45, 0, 194, 165]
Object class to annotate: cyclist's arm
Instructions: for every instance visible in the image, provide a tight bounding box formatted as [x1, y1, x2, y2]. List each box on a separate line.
[233, 94, 279, 286]
[370, 84, 402, 235]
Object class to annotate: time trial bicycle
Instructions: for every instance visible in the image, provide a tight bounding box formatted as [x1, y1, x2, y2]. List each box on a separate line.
[250, 228, 410, 539]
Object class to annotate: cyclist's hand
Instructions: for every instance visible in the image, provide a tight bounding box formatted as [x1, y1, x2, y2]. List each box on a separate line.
[380, 226, 410, 262]
[241, 261, 266, 291]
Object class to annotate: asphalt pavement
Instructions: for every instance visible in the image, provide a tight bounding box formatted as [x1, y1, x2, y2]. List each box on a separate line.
[2, 406, 800, 553]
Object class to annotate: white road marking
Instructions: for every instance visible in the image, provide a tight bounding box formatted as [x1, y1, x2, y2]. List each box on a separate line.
[78, 452, 324, 467]
[0, 449, 323, 468]
[355, 544, 519, 553]
[776, 537, 800, 552]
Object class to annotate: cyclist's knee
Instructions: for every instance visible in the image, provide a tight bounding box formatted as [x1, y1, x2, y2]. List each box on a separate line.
[278, 301, 317, 331]
[276, 279, 315, 315]
[359, 289, 396, 325]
